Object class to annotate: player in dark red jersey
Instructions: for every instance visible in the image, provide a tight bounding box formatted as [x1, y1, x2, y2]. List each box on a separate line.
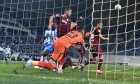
[48, 8, 83, 37]
[85, 21, 109, 74]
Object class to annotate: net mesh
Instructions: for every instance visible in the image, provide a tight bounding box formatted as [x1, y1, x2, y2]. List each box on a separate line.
[88, 0, 140, 83]
[0, 0, 92, 84]
[0, 0, 140, 84]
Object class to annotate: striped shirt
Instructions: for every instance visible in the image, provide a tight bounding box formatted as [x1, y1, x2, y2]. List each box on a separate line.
[44, 29, 58, 45]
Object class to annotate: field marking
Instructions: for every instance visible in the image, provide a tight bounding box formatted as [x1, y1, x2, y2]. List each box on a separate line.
[0, 73, 73, 80]
[87, 67, 140, 83]
[86, 66, 139, 73]
[0, 73, 88, 81]
[0, 73, 119, 84]
[0, 71, 139, 84]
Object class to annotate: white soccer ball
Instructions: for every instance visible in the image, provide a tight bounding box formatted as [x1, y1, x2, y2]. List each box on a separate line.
[115, 4, 121, 11]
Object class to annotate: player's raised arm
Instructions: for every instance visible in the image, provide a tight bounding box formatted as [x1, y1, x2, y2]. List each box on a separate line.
[99, 34, 109, 40]
[96, 21, 109, 40]
[48, 15, 55, 30]
[48, 14, 60, 30]
[77, 16, 83, 24]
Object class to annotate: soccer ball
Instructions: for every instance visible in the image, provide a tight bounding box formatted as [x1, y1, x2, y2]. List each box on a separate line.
[115, 4, 121, 11]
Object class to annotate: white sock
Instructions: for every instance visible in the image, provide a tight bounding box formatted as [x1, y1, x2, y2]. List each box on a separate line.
[40, 56, 43, 61]
[72, 66, 76, 69]
[97, 70, 100, 72]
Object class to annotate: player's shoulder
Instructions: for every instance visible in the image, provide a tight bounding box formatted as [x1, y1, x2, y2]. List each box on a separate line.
[55, 13, 63, 17]
[94, 27, 99, 30]
[94, 27, 100, 31]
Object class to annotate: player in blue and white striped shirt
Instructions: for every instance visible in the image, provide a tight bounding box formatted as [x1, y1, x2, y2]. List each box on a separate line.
[41, 28, 58, 61]
[3, 45, 11, 63]
[36, 24, 58, 63]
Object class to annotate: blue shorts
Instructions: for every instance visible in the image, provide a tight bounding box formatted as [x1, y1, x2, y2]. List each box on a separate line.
[4, 54, 9, 57]
[42, 44, 54, 53]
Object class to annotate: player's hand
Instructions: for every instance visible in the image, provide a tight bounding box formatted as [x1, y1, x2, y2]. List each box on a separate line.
[48, 25, 51, 30]
[106, 38, 109, 40]
[79, 16, 83, 20]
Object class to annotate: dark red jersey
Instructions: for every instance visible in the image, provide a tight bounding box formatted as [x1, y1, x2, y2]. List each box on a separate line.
[91, 27, 101, 44]
[54, 14, 72, 37]
[54, 14, 71, 26]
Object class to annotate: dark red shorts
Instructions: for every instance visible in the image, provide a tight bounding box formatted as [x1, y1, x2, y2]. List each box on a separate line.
[57, 24, 71, 37]
[91, 44, 103, 57]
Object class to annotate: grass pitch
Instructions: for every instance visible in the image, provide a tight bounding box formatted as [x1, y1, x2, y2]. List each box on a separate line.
[0, 61, 140, 84]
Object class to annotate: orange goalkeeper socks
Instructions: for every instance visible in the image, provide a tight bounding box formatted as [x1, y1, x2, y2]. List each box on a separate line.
[38, 61, 54, 70]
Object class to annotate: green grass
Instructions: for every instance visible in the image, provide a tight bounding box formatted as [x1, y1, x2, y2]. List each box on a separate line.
[0, 61, 140, 84]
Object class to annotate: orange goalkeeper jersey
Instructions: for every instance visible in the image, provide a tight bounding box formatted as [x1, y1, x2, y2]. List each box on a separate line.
[54, 31, 85, 48]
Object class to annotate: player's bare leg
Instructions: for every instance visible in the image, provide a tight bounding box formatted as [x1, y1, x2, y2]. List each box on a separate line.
[4, 56, 8, 64]
[97, 55, 104, 74]
[57, 58, 66, 74]
[40, 50, 49, 62]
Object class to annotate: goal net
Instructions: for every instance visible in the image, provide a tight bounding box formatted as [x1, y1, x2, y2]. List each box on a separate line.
[88, 0, 140, 83]
[0, 0, 92, 84]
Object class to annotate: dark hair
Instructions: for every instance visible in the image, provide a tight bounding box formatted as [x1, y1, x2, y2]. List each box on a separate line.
[97, 21, 103, 24]
[71, 26, 84, 32]
[64, 8, 72, 12]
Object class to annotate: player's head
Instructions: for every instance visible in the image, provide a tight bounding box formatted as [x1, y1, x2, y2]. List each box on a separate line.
[52, 23, 57, 30]
[7, 45, 9, 48]
[97, 21, 103, 29]
[64, 8, 72, 16]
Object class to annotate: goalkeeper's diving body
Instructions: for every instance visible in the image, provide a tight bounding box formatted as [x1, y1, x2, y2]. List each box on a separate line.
[23, 28, 88, 73]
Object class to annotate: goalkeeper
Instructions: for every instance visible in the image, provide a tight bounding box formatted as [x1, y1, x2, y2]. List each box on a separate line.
[23, 28, 88, 73]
